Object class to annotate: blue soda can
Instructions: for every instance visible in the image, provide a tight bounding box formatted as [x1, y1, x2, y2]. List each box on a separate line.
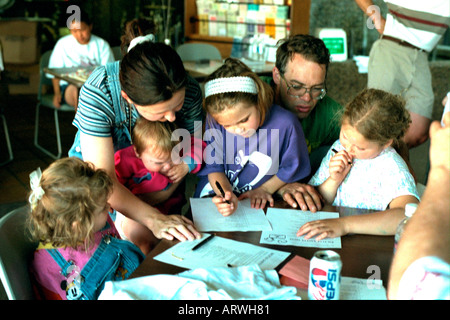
[308, 250, 342, 300]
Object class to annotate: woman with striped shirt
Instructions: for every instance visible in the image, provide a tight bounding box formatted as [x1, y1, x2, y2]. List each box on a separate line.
[68, 19, 203, 254]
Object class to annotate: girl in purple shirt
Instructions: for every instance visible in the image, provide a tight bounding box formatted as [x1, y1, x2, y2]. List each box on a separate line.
[194, 58, 310, 216]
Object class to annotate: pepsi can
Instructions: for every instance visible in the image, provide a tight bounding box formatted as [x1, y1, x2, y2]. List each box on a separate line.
[308, 250, 342, 300]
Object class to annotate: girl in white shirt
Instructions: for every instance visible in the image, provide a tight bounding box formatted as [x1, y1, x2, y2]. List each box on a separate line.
[298, 88, 419, 240]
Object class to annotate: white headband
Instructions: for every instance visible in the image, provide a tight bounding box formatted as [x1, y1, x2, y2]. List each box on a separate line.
[204, 76, 258, 98]
[128, 34, 155, 53]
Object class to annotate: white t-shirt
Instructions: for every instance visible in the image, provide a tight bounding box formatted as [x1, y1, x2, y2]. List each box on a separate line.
[309, 140, 419, 211]
[383, 0, 450, 52]
[48, 34, 114, 85]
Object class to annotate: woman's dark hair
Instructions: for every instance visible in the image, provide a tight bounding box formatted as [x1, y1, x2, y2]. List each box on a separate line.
[119, 19, 187, 105]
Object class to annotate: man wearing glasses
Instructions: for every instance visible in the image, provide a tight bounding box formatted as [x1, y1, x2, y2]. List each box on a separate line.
[262, 34, 343, 212]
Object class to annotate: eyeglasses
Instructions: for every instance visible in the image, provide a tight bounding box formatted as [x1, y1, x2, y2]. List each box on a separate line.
[280, 73, 326, 100]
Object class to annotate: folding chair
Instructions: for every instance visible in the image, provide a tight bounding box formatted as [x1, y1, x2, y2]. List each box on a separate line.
[34, 50, 74, 159]
[0, 205, 38, 300]
[176, 43, 222, 62]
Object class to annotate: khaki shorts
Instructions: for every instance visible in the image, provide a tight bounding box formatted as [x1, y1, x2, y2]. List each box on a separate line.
[368, 38, 434, 119]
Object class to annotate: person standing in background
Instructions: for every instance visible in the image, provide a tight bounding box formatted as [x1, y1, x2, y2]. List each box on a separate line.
[355, 0, 450, 148]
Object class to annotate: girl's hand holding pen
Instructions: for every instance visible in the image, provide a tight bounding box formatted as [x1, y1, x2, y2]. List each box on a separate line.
[213, 181, 238, 217]
[212, 191, 238, 216]
[329, 148, 353, 183]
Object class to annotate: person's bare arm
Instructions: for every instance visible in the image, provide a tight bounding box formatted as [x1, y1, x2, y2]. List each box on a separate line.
[388, 114, 450, 299]
[80, 132, 201, 241]
[297, 197, 417, 241]
[354, 0, 386, 34]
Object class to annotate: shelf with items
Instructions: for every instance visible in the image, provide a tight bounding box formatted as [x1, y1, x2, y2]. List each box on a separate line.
[184, 0, 311, 58]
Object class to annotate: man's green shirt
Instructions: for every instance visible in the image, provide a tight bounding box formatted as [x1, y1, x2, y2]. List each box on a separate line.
[261, 76, 343, 154]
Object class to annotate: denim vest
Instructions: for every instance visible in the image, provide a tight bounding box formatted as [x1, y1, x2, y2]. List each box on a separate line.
[46, 233, 144, 300]
[69, 62, 135, 159]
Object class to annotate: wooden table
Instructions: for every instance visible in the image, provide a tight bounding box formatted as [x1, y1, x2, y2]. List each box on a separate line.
[44, 66, 97, 88]
[131, 203, 394, 290]
[183, 59, 274, 82]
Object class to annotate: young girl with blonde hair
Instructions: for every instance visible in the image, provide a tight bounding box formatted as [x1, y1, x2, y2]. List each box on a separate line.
[28, 157, 144, 300]
[194, 58, 310, 216]
[298, 88, 420, 240]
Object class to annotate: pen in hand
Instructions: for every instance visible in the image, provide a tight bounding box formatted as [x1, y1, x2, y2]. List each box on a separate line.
[191, 234, 215, 251]
[332, 148, 352, 165]
[215, 181, 231, 204]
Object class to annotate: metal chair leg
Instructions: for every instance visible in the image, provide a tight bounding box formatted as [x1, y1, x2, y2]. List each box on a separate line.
[34, 103, 62, 160]
[0, 114, 13, 166]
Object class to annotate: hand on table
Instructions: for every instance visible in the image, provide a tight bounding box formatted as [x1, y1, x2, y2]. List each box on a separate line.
[297, 217, 347, 241]
[154, 213, 201, 242]
[238, 187, 274, 210]
[277, 182, 323, 212]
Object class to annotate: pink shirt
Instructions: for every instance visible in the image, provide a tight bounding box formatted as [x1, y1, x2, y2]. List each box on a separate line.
[30, 215, 120, 300]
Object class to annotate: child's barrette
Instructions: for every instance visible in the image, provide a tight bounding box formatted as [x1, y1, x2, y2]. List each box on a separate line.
[127, 34, 155, 53]
[204, 76, 258, 98]
[29, 168, 45, 209]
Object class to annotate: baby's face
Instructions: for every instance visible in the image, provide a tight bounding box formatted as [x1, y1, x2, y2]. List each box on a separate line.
[139, 148, 173, 174]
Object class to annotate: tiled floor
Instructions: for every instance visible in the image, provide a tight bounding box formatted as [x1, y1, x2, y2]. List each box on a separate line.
[0, 93, 430, 300]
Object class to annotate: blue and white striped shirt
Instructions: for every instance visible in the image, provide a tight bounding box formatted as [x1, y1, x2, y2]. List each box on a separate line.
[73, 63, 204, 139]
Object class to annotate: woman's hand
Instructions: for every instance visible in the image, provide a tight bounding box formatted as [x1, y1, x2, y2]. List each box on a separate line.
[154, 213, 202, 241]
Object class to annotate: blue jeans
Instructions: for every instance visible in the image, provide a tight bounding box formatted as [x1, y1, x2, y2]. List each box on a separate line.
[46, 234, 144, 300]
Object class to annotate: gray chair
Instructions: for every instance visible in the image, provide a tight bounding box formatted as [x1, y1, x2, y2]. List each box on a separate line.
[111, 46, 123, 61]
[0, 205, 38, 300]
[34, 50, 75, 159]
[176, 43, 222, 62]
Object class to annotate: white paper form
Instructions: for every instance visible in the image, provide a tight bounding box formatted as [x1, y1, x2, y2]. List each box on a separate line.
[340, 277, 386, 300]
[154, 234, 290, 270]
[190, 198, 272, 232]
[260, 208, 342, 248]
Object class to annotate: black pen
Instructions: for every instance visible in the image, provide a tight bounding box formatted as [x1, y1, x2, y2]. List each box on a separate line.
[332, 148, 352, 165]
[215, 181, 230, 204]
[191, 234, 215, 251]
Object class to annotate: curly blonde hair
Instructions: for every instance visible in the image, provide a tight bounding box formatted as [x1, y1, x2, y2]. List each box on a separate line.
[343, 88, 411, 147]
[27, 157, 113, 249]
